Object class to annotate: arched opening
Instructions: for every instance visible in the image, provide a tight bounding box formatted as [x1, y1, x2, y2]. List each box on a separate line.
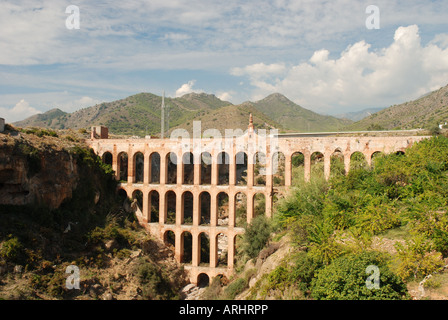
[166, 152, 177, 184]
[254, 152, 266, 186]
[235, 152, 248, 186]
[181, 231, 192, 264]
[197, 273, 210, 288]
[182, 191, 193, 225]
[291, 151, 305, 185]
[131, 190, 143, 216]
[254, 192, 266, 217]
[217, 152, 230, 185]
[330, 149, 345, 178]
[235, 192, 247, 227]
[118, 152, 128, 182]
[150, 152, 160, 184]
[102, 152, 113, 166]
[371, 151, 384, 168]
[217, 192, 229, 226]
[134, 152, 144, 183]
[182, 152, 194, 184]
[311, 151, 324, 179]
[165, 190, 176, 224]
[350, 151, 368, 171]
[199, 232, 210, 266]
[216, 233, 228, 267]
[200, 192, 211, 225]
[117, 188, 128, 205]
[164, 230, 175, 249]
[149, 190, 160, 223]
[272, 151, 285, 187]
[201, 152, 212, 185]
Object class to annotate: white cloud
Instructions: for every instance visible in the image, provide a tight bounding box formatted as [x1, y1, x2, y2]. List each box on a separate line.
[175, 80, 202, 97]
[0, 99, 41, 123]
[232, 25, 448, 114]
[216, 91, 233, 102]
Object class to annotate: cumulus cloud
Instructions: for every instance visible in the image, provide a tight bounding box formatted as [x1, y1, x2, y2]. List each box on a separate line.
[232, 25, 448, 114]
[0, 99, 41, 123]
[175, 80, 202, 97]
[216, 91, 233, 102]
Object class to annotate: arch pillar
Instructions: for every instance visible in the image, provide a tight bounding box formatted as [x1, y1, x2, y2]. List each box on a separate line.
[112, 145, 118, 180]
[344, 153, 351, 175]
[159, 190, 166, 224]
[210, 232, 218, 268]
[324, 152, 331, 181]
[284, 153, 292, 187]
[304, 152, 311, 182]
[228, 192, 235, 227]
[127, 147, 134, 184]
[192, 232, 200, 267]
[210, 192, 217, 227]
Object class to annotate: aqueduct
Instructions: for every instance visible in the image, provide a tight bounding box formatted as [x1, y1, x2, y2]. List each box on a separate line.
[87, 118, 429, 284]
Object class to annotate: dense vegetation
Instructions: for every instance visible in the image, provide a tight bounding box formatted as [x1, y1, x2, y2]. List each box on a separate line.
[210, 135, 448, 300]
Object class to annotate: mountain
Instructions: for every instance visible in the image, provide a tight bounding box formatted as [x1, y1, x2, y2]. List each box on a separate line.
[346, 84, 448, 131]
[14, 108, 68, 128]
[249, 93, 352, 132]
[334, 107, 384, 122]
[15, 92, 232, 137]
[14, 92, 352, 136]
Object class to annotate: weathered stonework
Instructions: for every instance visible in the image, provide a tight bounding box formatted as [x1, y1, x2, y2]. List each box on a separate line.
[87, 126, 429, 284]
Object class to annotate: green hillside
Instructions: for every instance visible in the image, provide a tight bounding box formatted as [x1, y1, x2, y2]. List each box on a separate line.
[346, 84, 448, 131]
[251, 93, 352, 132]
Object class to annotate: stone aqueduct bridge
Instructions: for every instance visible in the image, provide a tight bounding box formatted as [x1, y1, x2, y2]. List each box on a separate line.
[87, 124, 428, 284]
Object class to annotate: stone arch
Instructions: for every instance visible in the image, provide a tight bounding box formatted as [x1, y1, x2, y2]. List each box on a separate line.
[197, 273, 210, 287]
[182, 152, 194, 184]
[165, 190, 176, 224]
[235, 152, 248, 186]
[291, 151, 305, 185]
[163, 230, 175, 248]
[330, 149, 345, 178]
[149, 190, 160, 223]
[311, 151, 324, 179]
[166, 152, 177, 184]
[149, 152, 160, 184]
[217, 192, 229, 227]
[117, 188, 128, 204]
[234, 192, 247, 227]
[131, 189, 143, 216]
[199, 232, 210, 266]
[272, 151, 285, 186]
[371, 151, 384, 168]
[182, 191, 193, 225]
[253, 192, 266, 217]
[201, 152, 212, 185]
[102, 151, 113, 166]
[117, 152, 128, 182]
[200, 191, 211, 225]
[133, 152, 144, 183]
[253, 152, 266, 186]
[217, 152, 230, 185]
[216, 232, 228, 267]
[181, 231, 192, 264]
[350, 151, 368, 171]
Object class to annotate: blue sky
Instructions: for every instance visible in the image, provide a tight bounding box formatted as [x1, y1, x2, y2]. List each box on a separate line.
[1, 0, 448, 122]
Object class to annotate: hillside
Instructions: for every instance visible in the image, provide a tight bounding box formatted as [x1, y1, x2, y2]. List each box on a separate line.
[249, 93, 352, 132]
[14, 92, 353, 136]
[14, 92, 233, 137]
[346, 84, 448, 130]
[0, 125, 187, 300]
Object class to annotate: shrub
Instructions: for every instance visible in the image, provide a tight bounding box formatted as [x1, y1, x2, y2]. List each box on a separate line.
[311, 251, 409, 300]
[240, 215, 272, 259]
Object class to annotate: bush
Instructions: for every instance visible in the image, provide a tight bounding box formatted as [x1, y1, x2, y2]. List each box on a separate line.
[240, 215, 272, 259]
[310, 252, 409, 300]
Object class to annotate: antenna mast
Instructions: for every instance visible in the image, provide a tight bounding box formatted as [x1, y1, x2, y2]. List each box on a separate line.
[161, 91, 165, 138]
